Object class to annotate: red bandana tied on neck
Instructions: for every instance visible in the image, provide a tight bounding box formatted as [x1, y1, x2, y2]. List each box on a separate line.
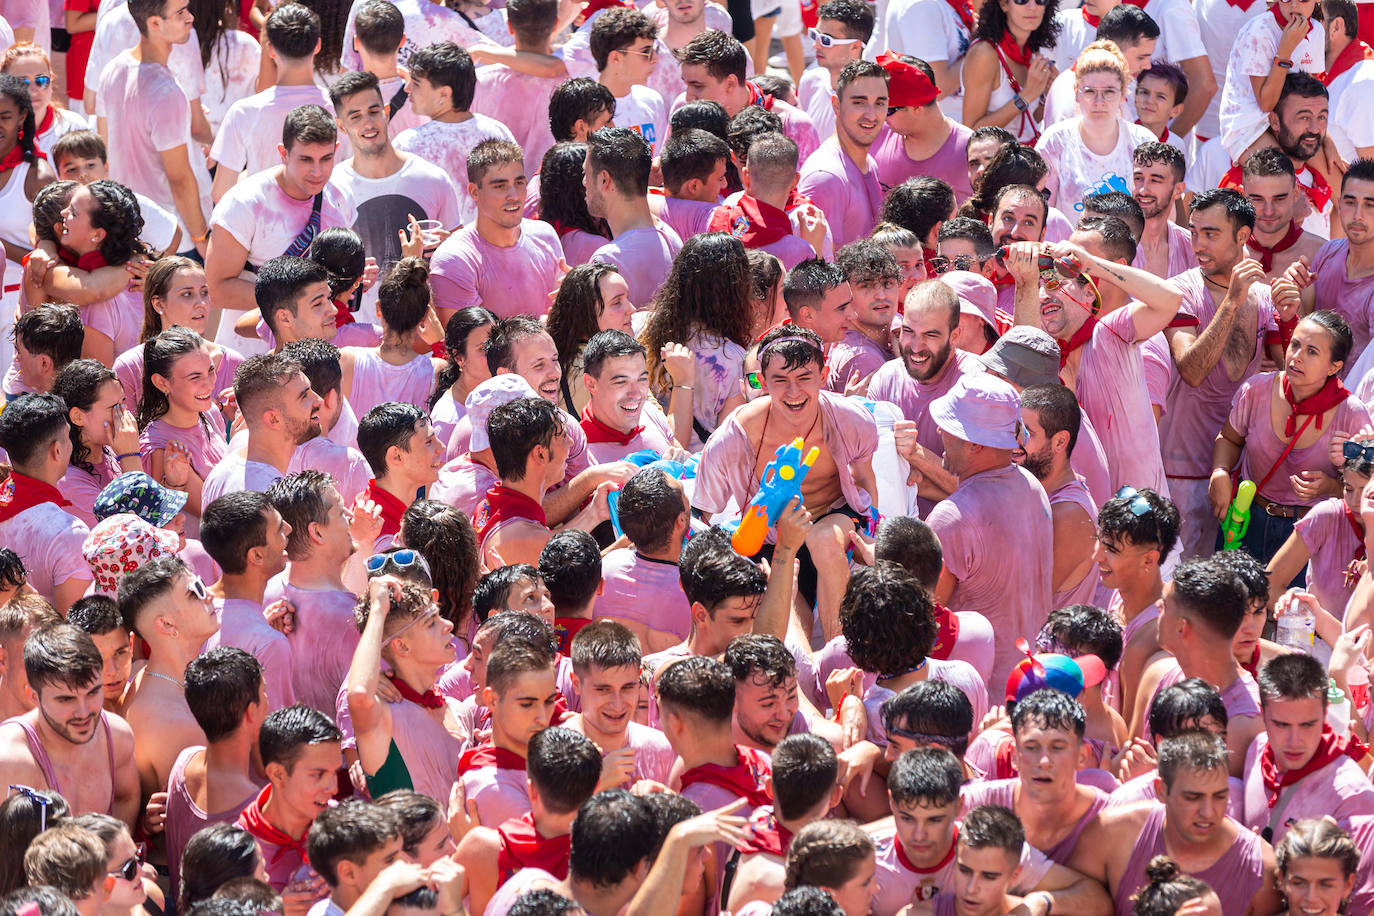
[237, 786, 310, 866]
[1241, 643, 1262, 678]
[739, 807, 794, 856]
[473, 484, 548, 546]
[1081, 7, 1101, 26]
[458, 743, 527, 775]
[896, 825, 958, 875]
[1280, 373, 1350, 437]
[679, 746, 773, 809]
[55, 246, 109, 271]
[1259, 725, 1369, 805]
[386, 673, 445, 710]
[497, 814, 571, 880]
[0, 130, 47, 173]
[1271, 4, 1313, 38]
[1324, 38, 1374, 84]
[0, 471, 71, 524]
[35, 106, 54, 137]
[997, 32, 1033, 67]
[746, 82, 776, 110]
[708, 193, 793, 248]
[943, 0, 974, 29]
[364, 479, 408, 537]
[1057, 315, 1099, 369]
[929, 603, 961, 660]
[1294, 163, 1333, 213]
[1247, 221, 1304, 273]
[993, 733, 1017, 778]
[580, 405, 643, 447]
[333, 298, 356, 328]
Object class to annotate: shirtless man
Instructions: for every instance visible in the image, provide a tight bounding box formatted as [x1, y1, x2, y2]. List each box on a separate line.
[693, 324, 879, 642]
[117, 554, 221, 799]
[0, 623, 139, 825]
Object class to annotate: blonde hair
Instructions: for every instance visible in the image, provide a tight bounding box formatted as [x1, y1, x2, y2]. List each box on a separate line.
[1074, 39, 1130, 90]
[1, 41, 51, 73]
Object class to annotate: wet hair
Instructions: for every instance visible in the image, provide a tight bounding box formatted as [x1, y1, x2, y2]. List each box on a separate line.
[589, 7, 658, 71]
[265, 470, 336, 560]
[881, 680, 974, 757]
[430, 307, 497, 410]
[756, 322, 825, 374]
[752, 73, 794, 103]
[539, 141, 608, 240]
[16, 305, 84, 378]
[22, 824, 106, 901]
[569, 619, 641, 675]
[724, 633, 795, 688]
[351, 0, 404, 56]
[727, 105, 784, 167]
[210, 879, 282, 914]
[771, 734, 838, 821]
[485, 636, 557, 696]
[964, 145, 1049, 220]
[24, 623, 102, 695]
[507, 889, 582, 916]
[582, 328, 645, 378]
[937, 215, 996, 257]
[546, 263, 622, 379]
[0, 792, 71, 896]
[1171, 556, 1248, 641]
[484, 314, 550, 375]
[0, 74, 39, 165]
[1208, 549, 1269, 606]
[1157, 730, 1229, 789]
[281, 338, 344, 403]
[1081, 191, 1145, 241]
[816, 0, 874, 40]
[51, 358, 118, 476]
[114, 554, 189, 641]
[747, 248, 784, 314]
[887, 746, 964, 809]
[659, 128, 730, 195]
[373, 791, 444, 859]
[185, 647, 265, 743]
[881, 177, 955, 243]
[640, 791, 702, 860]
[472, 565, 543, 623]
[1097, 3, 1159, 44]
[66, 595, 123, 638]
[487, 397, 564, 481]
[656, 654, 735, 722]
[783, 258, 847, 320]
[1075, 214, 1136, 262]
[305, 801, 403, 887]
[836, 238, 902, 285]
[1130, 856, 1213, 916]
[1258, 653, 1329, 707]
[1241, 146, 1297, 185]
[1188, 187, 1257, 233]
[642, 233, 753, 395]
[140, 255, 203, 342]
[401, 500, 479, 635]
[0, 392, 70, 470]
[1132, 139, 1186, 185]
[408, 42, 475, 112]
[467, 138, 524, 186]
[548, 78, 616, 142]
[305, 227, 366, 301]
[870, 222, 921, 252]
[0, 549, 28, 598]
[783, 821, 874, 891]
[265, 2, 320, 58]
[0, 887, 78, 916]
[615, 468, 687, 553]
[179, 824, 264, 908]
[1096, 487, 1179, 557]
[1299, 310, 1354, 367]
[568, 790, 655, 887]
[670, 99, 730, 137]
[1344, 159, 1374, 193]
[1010, 688, 1086, 739]
[1041, 604, 1123, 671]
[835, 58, 887, 99]
[1020, 383, 1081, 457]
[974, 0, 1060, 52]
[839, 562, 938, 678]
[960, 805, 1024, 858]
[357, 401, 428, 478]
[586, 126, 652, 197]
[538, 529, 602, 613]
[678, 532, 767, 612]
[527, 727, 603, 814]
[674, 29, 749, 84]
[1149, 677, 1228, 740]
[1275, 817, 1360, 878]
[200, 491, 272, 575]
[82, 180, 149, 266]
[255, 255, 331, 336]
[771, 887, 844, 916]
[31, 180, 78, 245]
[258, 704, 343, 772]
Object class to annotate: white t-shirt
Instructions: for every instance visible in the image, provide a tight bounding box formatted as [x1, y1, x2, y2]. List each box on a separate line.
[1141, 0, 1208, 66]
[1328, 57, 1374, 160]
[210, 169, 358, 270]
[134, 191, 179, 254]
[86, 2, 206, 103]
[1036, 119, 1157, 214]
[210, 84, 339, 177]
[394, 115, 516, 226]
[612, 84, 669, 155]
[867, 0, 968, 120]
[1186, 135, 1232, 195]
[1050, 8, 1097, 73]
[1194, 0, 1266, 140]
[340, 0, 483, 71]
[202, 30, 261, 132]
[799, 67, 836, 142]
[1219, 12, 1325, 159]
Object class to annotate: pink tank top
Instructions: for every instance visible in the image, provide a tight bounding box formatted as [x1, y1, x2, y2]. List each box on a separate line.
[14, 712, 115, 814]
[165, 745, 258, 907]
[346, 349, 434, 419]
[1114, 803, 1265, 916]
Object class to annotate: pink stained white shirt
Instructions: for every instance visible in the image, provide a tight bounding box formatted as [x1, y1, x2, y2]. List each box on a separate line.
[202, 452, 285, 507]
[1160, 270, 1276, 478]
[340, 0, 483, 72]
[208, 597, 295, 711]
[654, 193, 719, 245]
[263, 575, 361, 717]
[1142, 658, 1262, 745]
[798, 67, 836, 141]
[590, 224, 684, 309]
[596, 548, 691, 641]
[140, 413, 230, 483]
[165, 745, 259, 907]
[209, 84, 340, 178]
[389, 695, 467, 805]
[0, 502, 90, 600]
[445, 407, 591, 486]
[58, 451, 122, 528]
[612, 85, 669, 156]
[288, 436, 371, 507]
[472, 65, 559, 179]
[344, 349, 435, 419]
[210, 171, 358, 273]
[1035, 120, 1158, 215]
[869, 822, 1054, 916]
[928, 464, 1053, 685]
[676, 328, 747, 449]
[1219, 11, 1325, 159]
[460, 755, 532, 828]
[558, 227, 608, 268]
[393, 115, 517, 226]
[871, 122, 974, 204]
[81, 288, 145, 358]
[582, 401, 676, 465]
[1069, 306, 1170, 497]
[429, 220, 565, 319]
[115, 343, 243, 413]
[566, 716, 678, 787]
[1294, 496, 1364, 622]
[1131, 221, 1199, 279]
[430, 388, 465, 449]
[1227, 371, 1373, 506]
[826, 328, 893, 394]
[960, 779, 1110, 865]
[431, 453, 499, 518]
[797, 138, 883, 249]
[1241, 732, 1374, 845]
[1048, 476, 1100, 609]
[1312, 239, 1374, 367]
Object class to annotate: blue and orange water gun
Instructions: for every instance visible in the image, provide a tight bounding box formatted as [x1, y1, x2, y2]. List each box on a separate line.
[730, 437, 819, 556]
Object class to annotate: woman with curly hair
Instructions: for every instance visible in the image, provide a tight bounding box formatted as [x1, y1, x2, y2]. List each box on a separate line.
[961, 0, 1061, 142]
[51, 359, 145, 526]
[640, 232, 752, 447]
[430, 306, 496, 446]
[399, 499, 481, 654]
[340, 256, 445, 419]
[539, 141, 610, 266]
[545, 263, 635, 414]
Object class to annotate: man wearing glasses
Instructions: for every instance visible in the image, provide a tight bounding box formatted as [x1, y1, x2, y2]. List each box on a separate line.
[592, 9, 669, 156]
[797, 0, 871, 142]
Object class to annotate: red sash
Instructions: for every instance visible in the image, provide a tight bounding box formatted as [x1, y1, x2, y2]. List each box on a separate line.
[0, 471, 71, 524]
[739, 807, 794, 856]
[236, 786, 310, 866]
[708, 194, 793, 248]
[577, 0, 632, 25]
[580, 405, 643, 446]
[0, 141, 47, 173]
[929, 604, 960, 660]
[1294, 163, 1333, 213]
[473, 484, 547, 545]
[35, 105, 54, 137]
[679, 746, 773, 809]
[497, 813, 571, 881]
[458, 743, 527, 775]
[554, 616, 594, 655]
[364, 479, 408, 537]
[55, 246, 109, 271]
[993, 733, 1017, 779]
[1259, 725, 1368, 806]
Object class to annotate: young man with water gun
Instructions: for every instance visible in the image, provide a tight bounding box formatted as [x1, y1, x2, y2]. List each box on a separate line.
[692, 324, 879, 643]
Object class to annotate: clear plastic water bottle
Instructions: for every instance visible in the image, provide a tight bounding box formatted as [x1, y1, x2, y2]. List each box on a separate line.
[1328, 680, 1352, 736]
[1276, 595, 1316, 652]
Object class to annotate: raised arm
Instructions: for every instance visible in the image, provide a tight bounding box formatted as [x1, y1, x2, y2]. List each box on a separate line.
[1169, 259, 1265, 386]
[345, 576, 399, 778]
[1047, 240, 1183, 340]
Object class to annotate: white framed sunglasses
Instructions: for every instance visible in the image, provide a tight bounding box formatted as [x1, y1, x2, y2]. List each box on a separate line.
[808, 28, 862, 47]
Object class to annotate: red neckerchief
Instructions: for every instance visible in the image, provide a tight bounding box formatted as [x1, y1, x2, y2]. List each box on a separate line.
[1134, 118, 1170, 143]
[1241, 643, 1261, 678]
[1247, 221, 1304, 273]
[333, 298, 355, 328]
[1224, 0, 1260, 13]
[746, 82, 776, 110]
[997, 32, 1033, 67]
[929, 603, 960, 660]
[576, 0, 631, 26]
[580, 404, 643, 446]
[35, 106, 54, 137]
[944, 0, 974, 30]
[458, 743, 527, 775]
[386, 673, 444, 710]
[0, 136, 47, 173]
[1294, 163, 1333, 213]
[1280, 373, 1350, 437]
[895, 825, 958, 875]
[707, 194, 792, 248]
[739, 807, 794, 856]
[993, 733, 1017, 778]
[1259, 725, 1369, 805]
[473, 483, 548, 545]
[497, 813, 572, 881]
[55, 246, 109, 271]
[679, 746, 773, 809]
[364, 479, 408, 537]
[1081, 7, 1101, 26]
[236, 786, 310, 866]
[1271, 5, 1314, 39]
[554, 616, 593, 655]
[1057, 315, 1099, 370]
[0, 471, 71, 524]
[1325, 38, 1374, 84]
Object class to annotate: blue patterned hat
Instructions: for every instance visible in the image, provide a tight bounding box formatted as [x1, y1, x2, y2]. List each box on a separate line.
[93, 471, 189, 527]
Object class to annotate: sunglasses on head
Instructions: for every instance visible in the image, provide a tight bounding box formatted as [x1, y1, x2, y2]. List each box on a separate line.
[16, 76, 51, 88]
[8, 785, 53, 831]
[1116, 485, 1165, 545]
[109, 844, 148, 882]
[1344, 440, 1374, 464]
[365, 548, 432, 577]
[808, 28, 862, 47]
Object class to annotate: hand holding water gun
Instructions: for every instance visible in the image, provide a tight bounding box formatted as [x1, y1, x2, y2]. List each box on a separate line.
[731, 437, 819, 556]
[1220, 480, 1256, 551]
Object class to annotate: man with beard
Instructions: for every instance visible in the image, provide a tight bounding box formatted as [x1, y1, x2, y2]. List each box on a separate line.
[1131, 142, 1198, 280]
[1016, 384, 1099, 610]
[0, 623, 139, 824]
[1236, 149, 1325, 281]
[1161, 188, 1281, 558]
[797, 60, 888, 248]
[1274, 159, 1374, 370]
[1007, 221, 1183, 495]
[868, 279, 978, 514]
[356, 403, 446, 550]
[203, 352, 324, 506]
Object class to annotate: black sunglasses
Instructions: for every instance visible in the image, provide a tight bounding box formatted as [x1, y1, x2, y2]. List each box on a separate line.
[1344, 440, 1374, 464]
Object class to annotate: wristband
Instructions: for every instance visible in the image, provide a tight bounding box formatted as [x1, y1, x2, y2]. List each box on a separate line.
[1029, 891, 1054, 914]
[116, 451, 140, 461]
[1013, 95, 1029, 112]
[676, 384, 693, 391]
[192, 229, 211, 243]
[1274, 56, 1294, 69]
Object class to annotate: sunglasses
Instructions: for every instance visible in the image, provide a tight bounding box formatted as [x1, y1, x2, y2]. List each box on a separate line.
[8, 785, 53, 831]
[365, 548, 432, 577]
[808, 28, 862, 47]
[619, 44, 658, 59]
[16, 75, 51, 88]
[187, 576, 208, 600]
[1344, 440, 1374, 463]
[109, 844, 148, 882]
[1116, 485, 1164, 546]
[929, 255, 984, 275]
[1010, 0, 1049, 6]
[746, 371, 763, 390]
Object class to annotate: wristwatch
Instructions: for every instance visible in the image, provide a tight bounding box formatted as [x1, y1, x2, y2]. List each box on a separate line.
[1013, 95, 1030, 112]
[1274, 56, 1294, 69]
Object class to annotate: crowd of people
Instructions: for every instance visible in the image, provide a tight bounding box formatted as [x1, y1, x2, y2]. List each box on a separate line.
[2, 0, 1374, 913]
